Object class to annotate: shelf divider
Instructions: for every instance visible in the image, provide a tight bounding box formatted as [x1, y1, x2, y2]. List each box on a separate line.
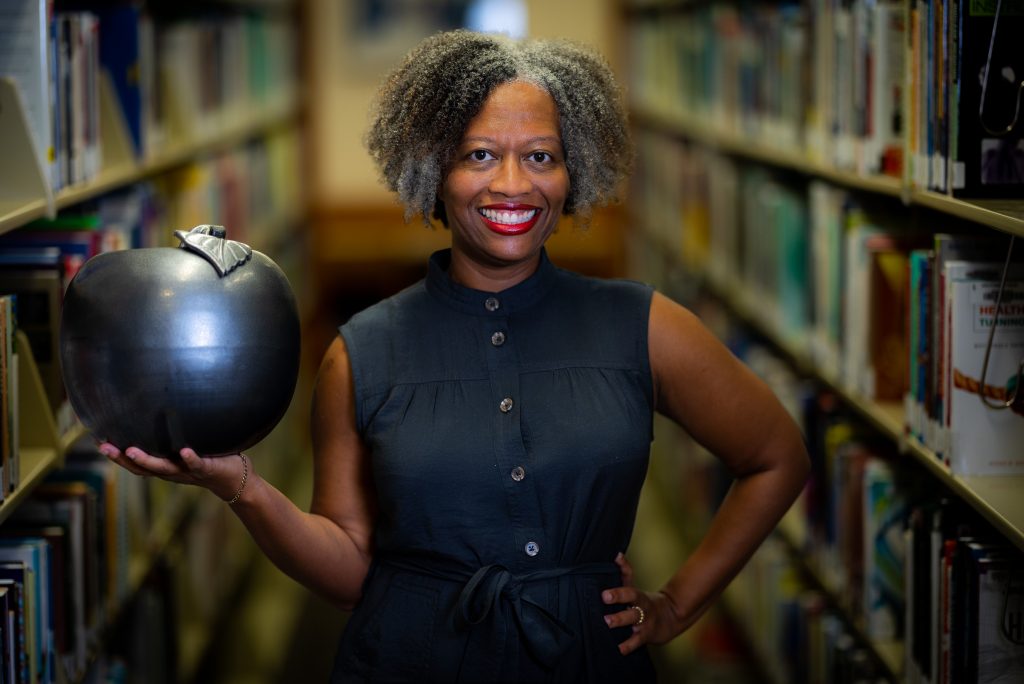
[0, 77, 53, 233]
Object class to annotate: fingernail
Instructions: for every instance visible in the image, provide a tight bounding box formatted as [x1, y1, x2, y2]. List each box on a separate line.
[602, 591, 612, 603]
[604, 615, 612, 626]
[615, 552, 624, 561]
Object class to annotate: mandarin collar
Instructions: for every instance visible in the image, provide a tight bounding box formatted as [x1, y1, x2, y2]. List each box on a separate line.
[425, 248, 557, 315]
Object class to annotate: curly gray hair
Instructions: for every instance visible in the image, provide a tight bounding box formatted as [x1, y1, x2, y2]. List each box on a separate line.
[365, 29, 633, 226]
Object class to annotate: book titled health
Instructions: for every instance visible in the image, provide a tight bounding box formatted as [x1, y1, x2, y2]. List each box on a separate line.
[944, 261, 1024, 475]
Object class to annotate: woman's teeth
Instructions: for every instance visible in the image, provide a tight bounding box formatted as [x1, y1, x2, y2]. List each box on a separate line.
[479, 208, 538, 225]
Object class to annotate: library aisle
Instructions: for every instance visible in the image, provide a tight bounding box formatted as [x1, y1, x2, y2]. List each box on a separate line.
[1, 0, 1023, 683]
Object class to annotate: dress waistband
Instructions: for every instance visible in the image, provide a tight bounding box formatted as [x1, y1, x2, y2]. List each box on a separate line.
[379, 556, 620, 669]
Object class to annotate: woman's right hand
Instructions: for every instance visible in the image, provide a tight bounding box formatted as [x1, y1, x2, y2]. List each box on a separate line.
[98, 443, 250, 503]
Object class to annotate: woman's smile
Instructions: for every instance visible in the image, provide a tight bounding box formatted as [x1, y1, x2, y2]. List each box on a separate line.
[478, 204, 542, 235]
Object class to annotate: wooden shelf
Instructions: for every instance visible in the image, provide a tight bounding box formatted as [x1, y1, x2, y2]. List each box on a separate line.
[1, 7, 308, 683]
[632, 106, 1024, 239]
[636, 232, 1024, 553]
[688, 255, 1024, 553]
[0, 70, 299, 237]
[0, 330, 63, 525]
[0, 447, 58, 525]
[0, 77, 53, 233]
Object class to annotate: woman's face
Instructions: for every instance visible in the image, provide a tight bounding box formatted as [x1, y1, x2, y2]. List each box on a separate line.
[441, 80, 569, 288]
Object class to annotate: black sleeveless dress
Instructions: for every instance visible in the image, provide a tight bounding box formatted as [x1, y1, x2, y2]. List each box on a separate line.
[332, 248, 658, 683]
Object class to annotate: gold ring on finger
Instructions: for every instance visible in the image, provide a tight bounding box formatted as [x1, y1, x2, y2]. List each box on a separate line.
[630, 604, 645, 625]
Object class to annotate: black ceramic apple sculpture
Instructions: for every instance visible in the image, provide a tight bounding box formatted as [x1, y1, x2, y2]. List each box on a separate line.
[59, 225, 301, 457]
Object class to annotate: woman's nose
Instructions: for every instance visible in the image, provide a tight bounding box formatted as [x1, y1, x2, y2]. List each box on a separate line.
[489, 157, 532, 196]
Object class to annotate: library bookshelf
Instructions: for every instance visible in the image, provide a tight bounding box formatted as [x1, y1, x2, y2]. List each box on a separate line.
[620, 1, 1024, 683]
[0, 1, 309, 681]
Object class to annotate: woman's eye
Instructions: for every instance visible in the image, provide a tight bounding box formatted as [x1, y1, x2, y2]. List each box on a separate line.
[529, 152, 552, 163]
[470, 150, 493, 161]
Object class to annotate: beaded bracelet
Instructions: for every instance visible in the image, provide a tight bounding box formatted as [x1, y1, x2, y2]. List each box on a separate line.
[226, 453, 249, 505]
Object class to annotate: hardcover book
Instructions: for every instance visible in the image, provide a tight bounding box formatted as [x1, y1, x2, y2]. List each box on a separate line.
[944, 260, 1024, 475]
[951, 0, 1024, 197]
[974, 553, 1024, 683]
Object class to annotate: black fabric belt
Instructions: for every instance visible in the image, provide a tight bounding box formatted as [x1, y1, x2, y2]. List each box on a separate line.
[380, 556, 619, 669]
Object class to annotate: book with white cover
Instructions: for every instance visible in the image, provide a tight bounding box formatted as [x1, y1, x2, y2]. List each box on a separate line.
[944, 261, 1024, 475]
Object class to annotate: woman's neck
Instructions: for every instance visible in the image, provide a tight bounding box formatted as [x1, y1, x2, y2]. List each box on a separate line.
[446, 250, 541, 293]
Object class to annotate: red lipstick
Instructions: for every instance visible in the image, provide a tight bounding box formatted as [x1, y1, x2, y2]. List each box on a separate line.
[478, 204, 541, 235]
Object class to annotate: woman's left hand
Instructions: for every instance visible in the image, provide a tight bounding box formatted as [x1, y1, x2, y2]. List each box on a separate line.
[602, 553, 684, 656]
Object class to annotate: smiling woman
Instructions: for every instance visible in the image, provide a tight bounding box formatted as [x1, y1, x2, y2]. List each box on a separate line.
[99, 28, 810, 684]
[364, 30, 632, 227]
[439, 80, 570, 289]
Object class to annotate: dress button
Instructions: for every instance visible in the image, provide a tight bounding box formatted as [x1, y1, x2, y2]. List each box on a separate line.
[499, 397, 514, 413]
[524, 541, 540, 557]
[484, 297, 500, 312]
[491, 331, 506, 346]
[511, 466, 525, 481]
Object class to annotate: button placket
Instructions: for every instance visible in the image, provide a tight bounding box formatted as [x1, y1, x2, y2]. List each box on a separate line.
[484, 316, 544, 568]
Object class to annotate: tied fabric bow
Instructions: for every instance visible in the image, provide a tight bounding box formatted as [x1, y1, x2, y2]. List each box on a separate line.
[380, 555, 620, 672]
[454, 564, 576, 668]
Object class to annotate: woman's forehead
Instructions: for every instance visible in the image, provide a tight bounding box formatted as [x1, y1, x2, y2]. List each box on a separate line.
[461, 81, 561, 141]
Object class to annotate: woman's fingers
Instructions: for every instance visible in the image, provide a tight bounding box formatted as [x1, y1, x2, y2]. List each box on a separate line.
[615, 551, 634, 587]
[603, 604, 645, 630]
[99, 441, 244, 500]
[123, 446, 187, 477]
[99, 444, 150, 477]
[616, 630, 646, 656]
[602, 588, 651, 655]
[99, 442, 189, 480]
[601, 586, 636, 607]
[602, 585, 682, 655]
[602, 586, 645, 629]
[98, 442, 149, 476]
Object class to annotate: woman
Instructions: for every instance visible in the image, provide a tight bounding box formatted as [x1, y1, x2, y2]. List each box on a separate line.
[101, 30, 809, 682]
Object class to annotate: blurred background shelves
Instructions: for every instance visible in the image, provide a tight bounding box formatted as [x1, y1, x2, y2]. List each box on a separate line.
[623, 1, 1024, 682]
[0, 1, 309, 681]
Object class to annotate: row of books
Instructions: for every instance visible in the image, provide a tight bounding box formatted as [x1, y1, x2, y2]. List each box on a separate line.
[0, 3, 101, 191]
[0, 298, 19, 503]
[637, 266, 1024, 682]
[631, 130, 1023, 475]
[903, 497, 1024, 684]
[0, 182, 165, 417]
[765, 338, 1024, 684]
[905, 236, 1024, 473]
[641, 272, 904, 682]
[650, 354, 903, 683]
[763, 356, 1023, 684]
[0, 127, 303, 419]
[793, 389, 914, 646]
[905, 0, 1024, 194]
[0, 444, 216, 683]
[736, 511, 1023, 684]
[735, 334, 909, 650]
[728, 535, 899, 684]
[625, 0, 1024, 199]
[0, 0, 298, 194]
